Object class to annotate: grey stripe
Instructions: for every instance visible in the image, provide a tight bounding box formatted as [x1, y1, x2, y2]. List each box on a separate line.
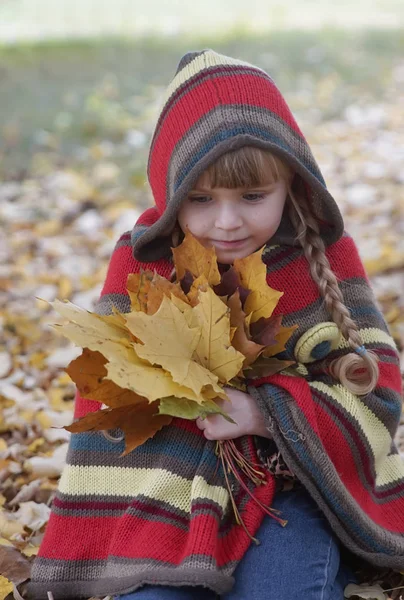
[276, 275, 401, 435]
[263, 231, 352, 275]
[149, 66, 274, 161]
[67, 444, 221, 486]
[114, 231, 132, 248]
[174, 50, 206, 77]
[166, 103, 320, 204]
[28, 561, 235, 599]
[248, 385, 404, 568]
[263, 244, 302, 273]
[52, 492, 225, 527]
[94, 292, 131, 315]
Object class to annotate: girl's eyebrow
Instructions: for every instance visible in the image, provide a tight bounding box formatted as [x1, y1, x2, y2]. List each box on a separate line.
[189, 183, 277, 193]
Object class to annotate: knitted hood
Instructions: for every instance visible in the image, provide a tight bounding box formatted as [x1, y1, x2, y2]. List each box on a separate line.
[131, 49, 344, 263]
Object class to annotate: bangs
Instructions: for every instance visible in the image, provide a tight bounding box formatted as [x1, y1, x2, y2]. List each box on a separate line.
[198, 146, 293, 189]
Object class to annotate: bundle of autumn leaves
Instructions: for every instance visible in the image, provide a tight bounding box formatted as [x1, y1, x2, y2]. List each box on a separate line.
[46, 232, 297, 455]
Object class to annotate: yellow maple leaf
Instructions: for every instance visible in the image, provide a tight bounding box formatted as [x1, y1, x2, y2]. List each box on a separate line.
[51, 317, 139, 365]
[124, 295, 224, 397]
[184, 284, 245, 382]
[146, 272, 190, 314]
[172, 229, 221, 285]
[48, 298, 134, 349]
[187, 274, 209, 306]
[126, 269, 153, 312]
[49, 300, 207, 403]
[233, 248, 284, 323]
[126, 270, 189, 315]
[105, 354, 213, 403]
[47, 231, 298, 460]
[66, 348, 148, 408]
[0, 575, 13, 598]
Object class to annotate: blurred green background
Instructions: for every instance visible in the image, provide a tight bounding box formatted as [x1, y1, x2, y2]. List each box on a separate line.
[1, 0, 403, 186]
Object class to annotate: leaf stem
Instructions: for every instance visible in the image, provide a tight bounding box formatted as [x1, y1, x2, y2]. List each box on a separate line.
[217, 441, 261, 545]
[216, 440, 288, 544]
[222, 442, 287, 525]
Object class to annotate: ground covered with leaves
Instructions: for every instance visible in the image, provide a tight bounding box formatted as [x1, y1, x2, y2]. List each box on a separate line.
[0, 30, 403, 600]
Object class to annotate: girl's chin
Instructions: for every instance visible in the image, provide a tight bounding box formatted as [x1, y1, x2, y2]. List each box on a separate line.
[214, 243, 263, 262]
[214, 249, 253, 263]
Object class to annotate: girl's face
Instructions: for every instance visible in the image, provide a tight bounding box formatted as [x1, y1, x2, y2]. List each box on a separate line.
[177, 177, 288, 263]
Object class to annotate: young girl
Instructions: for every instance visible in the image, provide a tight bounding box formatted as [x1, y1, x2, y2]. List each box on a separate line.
[27, 50, 404, 600]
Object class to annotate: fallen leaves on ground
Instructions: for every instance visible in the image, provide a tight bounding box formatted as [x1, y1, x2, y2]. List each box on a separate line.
[0, 69, 403, 599]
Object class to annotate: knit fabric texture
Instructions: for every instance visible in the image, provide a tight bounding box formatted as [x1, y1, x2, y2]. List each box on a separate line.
[130, 49, 344, 262]
[27, 49, 404, 599]
[27, 232, 404, 599]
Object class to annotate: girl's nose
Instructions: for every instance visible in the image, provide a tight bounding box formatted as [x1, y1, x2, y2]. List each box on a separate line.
[214, 204, 243, 230]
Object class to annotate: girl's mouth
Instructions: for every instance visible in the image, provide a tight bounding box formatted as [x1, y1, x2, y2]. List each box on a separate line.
[212, 238, 248, 248]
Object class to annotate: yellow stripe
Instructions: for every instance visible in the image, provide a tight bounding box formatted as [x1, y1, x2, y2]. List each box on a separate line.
[376, 455, 404, 487]
[295, 322, 341, 363]
[310, 381, 404, 486]
[162, 50, 264, 112]
[59, 465, 229, 513]
[336, 327, 398, 352]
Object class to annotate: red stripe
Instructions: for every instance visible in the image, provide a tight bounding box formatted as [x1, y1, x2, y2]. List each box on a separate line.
[313, 386, 404, 500]
[269, 236, 366, 315]
[37, 513, 119, 560]
[149, 71, 304, 212]
[152, 66, 274, 141]
[39, 475, 276, 564]
[257, 371, 404, 531]
[74, 390, 101, 419]
[100, 245, 172, 297]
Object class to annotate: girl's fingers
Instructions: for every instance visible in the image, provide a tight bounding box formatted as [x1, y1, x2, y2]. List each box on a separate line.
[195, 417, 205, 429]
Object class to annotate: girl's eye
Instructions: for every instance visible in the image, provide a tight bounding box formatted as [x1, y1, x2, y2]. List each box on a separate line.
[188, 196, 210, 203]
[188, 192, 266, 203]
[243, 193, 265, 201]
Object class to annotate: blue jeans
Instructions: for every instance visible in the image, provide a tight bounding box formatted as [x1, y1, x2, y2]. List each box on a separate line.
[116, 484, 358, 599]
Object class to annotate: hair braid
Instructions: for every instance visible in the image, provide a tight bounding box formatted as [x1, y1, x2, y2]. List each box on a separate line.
[287, 179, 379, 395]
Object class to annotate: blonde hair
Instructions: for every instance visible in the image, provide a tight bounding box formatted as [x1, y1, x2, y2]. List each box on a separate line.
[171, 146, 379, 396]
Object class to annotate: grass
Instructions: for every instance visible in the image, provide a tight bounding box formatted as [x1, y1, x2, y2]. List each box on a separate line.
[1, 27, 403, 176]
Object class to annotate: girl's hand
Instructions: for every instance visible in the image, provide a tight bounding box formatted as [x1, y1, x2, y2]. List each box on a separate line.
[195, 387, 272, 441]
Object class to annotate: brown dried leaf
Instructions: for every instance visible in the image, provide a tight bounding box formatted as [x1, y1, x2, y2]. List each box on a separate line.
[65, 402, 173, 457]
[0, 544, 32, 586]
[146, 272, 190, 314]
[66, 348, 147, 408]
[172, 229, 221, 286]
[249, 314, 283, 346]
[226, 291, 264, 368]
[126, 269, 154, 312]
[233, 248, 284, 323]
[244, 356, 296, 379]
[262, 324, 299, 357]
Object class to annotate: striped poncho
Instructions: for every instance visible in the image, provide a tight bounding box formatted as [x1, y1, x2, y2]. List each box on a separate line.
[27, 231, 404, 599]
[27, 48, 404, 598]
